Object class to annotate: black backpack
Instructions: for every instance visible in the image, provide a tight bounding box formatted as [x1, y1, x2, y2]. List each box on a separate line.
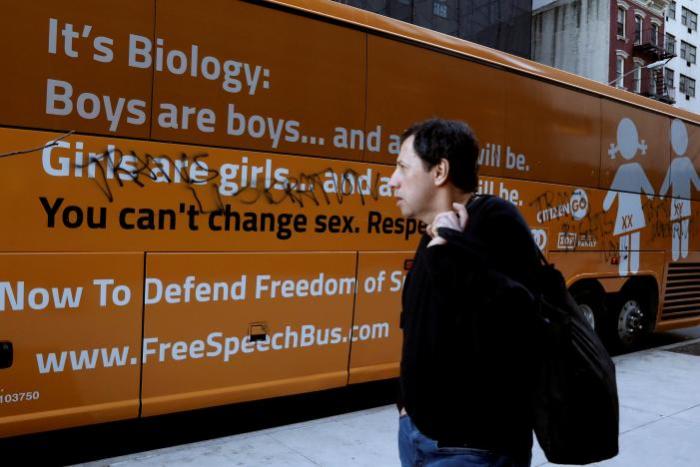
[530, 250, 619, 465]
[440, 195, 619, 465]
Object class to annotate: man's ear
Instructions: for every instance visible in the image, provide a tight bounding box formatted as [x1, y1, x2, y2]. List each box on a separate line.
[433, 158, 450, 186]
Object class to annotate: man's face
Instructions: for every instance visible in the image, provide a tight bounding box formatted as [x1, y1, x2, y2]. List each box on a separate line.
[388, 136, 437, 221]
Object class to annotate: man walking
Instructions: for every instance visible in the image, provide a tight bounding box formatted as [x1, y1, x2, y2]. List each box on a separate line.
[389, 119, 540, 467]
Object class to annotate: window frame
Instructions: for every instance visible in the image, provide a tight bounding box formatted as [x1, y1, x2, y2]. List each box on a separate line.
[633, 65, 642, 92]
[665, 67, 675, 91]
[680, 74, 695, 97]
[666, 32, 676, 55]
[681, 41, 697, 64]
[617, 6, 626, 37]
[683, 7, 698, 31]
[690, 43, 697, 64]
[432, 0, 448, 19]
[616, 56, 625, 88]
[690, 77, 696, 97]
[635, 15, 643, 44]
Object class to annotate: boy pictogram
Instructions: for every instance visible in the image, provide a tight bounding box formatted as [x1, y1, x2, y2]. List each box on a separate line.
[659, 119, 700, 261]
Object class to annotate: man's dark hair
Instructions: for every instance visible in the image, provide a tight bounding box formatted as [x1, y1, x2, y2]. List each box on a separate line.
[400, 118, 480, 193]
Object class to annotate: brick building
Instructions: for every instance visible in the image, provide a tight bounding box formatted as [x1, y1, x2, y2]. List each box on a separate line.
[611, 0, 673, 102]
[533, 0, 673, 104]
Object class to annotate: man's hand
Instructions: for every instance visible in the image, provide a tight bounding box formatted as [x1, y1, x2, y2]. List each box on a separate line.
[427, 202, 468, 247]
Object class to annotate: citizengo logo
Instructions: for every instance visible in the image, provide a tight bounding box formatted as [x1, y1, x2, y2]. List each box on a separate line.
[570, 188, 589, 221]
[536, 188, 590, 223]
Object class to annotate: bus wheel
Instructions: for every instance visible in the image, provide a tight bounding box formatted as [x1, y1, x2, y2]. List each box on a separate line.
[606, 292, 651, 352]
[571, 287, 603, 332]
[579, 302, 596, 330]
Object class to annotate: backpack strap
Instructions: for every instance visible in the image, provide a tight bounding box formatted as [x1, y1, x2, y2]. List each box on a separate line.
[536, 246, 550, 267]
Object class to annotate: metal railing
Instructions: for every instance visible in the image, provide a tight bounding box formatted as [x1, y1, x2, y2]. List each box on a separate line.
[634, 28, 674, 61]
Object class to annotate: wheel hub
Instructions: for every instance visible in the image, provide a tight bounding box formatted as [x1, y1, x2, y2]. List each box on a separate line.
[618, 300, 645, 344]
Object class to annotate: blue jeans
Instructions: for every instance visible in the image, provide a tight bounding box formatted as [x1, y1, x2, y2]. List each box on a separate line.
[398, 415, 531, 467]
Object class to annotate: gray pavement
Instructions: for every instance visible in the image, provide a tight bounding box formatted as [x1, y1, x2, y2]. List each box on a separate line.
[79, 338, 700, 467]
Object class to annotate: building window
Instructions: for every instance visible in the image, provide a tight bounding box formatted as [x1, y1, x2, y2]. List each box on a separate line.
[681, 41, 697, 64]
[665, 68, 675, 91]
[634, 66, 642, 92]
[433, 0, 448, 19]
[669, 1, 676, 21]
[680, 74, 696, 96]
[682, 7, 698, 31]
[666, 33, 676, 55]
[616, 56, 625, 87]
[635, 15, 643, 44]
[649, 69, 659, 96]
[617, 7, 626, 37]
[651, 23, 659, 46]
[690, 44, 697, 64]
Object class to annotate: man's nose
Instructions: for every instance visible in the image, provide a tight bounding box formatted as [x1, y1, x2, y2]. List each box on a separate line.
[388, 170, 399, 188]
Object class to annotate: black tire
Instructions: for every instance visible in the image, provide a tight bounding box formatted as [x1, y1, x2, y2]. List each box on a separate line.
[602, 290, 654, 353]
[571, 288, 604, 334]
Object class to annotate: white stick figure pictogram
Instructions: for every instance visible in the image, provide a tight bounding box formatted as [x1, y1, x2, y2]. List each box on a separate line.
[659, 119, 700, 261]
[603, 118, 655, 276]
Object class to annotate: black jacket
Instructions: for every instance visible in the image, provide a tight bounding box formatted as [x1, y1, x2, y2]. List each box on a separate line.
[399, 195, 541, 457]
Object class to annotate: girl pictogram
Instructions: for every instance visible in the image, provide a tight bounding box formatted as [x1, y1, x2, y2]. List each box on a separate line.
[659, 119, 700, 261]
[603, 118, 655, 276]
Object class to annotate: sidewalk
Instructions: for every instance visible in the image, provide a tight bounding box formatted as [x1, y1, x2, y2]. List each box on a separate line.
[80, 339, 700, 467]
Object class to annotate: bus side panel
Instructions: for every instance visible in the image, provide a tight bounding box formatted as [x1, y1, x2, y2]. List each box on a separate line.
[549, 251, 664, 287]
[494, 176, 675, 254]
[504, 73, 601, 188]
[0, 0, 154, 138]
[0, 127, 414, 253]
[0, 253, 143, 438]
[348, 252, 411, 384]
[364, 34, 507, 169]
[150, 0, 367, 161]
[140, 252, 356, 417]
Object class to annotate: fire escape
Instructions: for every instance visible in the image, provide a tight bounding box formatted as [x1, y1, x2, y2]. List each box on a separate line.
[635, 27, 676, 104]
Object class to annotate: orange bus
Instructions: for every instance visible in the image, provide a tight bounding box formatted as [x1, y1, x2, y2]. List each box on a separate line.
[1, 0, 699, 438]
